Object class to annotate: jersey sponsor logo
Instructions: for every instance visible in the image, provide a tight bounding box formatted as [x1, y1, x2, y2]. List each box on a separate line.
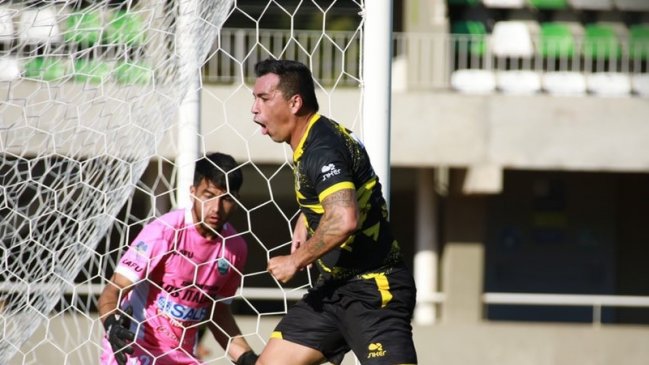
[135, 241, 148, 256]
[321, 163, 341, 181]
[156, 296, 208, 322]
[367, 342, 387, 359]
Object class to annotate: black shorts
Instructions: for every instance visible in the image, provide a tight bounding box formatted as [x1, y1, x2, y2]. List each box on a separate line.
[272, 265, 418, 365]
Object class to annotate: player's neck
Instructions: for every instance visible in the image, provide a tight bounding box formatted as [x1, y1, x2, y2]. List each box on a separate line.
[289, 112, 315, 151]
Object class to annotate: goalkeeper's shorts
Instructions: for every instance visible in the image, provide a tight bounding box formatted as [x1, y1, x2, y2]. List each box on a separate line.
[272, 264, 418, 365]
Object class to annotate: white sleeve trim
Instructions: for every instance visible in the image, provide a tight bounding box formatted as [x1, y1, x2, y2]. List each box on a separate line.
[114, 266, 141, 284]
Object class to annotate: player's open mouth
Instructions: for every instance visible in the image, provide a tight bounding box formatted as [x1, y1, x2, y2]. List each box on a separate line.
[254, 121, 268, 135]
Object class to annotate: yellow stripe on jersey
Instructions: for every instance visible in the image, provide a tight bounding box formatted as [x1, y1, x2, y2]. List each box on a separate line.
[318, 181, 355, 202]
[361, 272, 393, 308]
[293, 114, 321, 162]
[300, 202, 324, 214]
[270, 331, 283, 339]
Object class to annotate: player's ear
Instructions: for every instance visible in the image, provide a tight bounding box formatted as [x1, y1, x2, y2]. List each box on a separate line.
[290, 94, 302, 113]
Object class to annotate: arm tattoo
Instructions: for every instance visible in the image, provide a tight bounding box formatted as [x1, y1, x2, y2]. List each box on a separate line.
[307, 189, 356, 255]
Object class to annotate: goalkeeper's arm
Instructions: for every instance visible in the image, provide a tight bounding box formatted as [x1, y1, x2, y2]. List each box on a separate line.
[208, 301, 258, 365]
[98, 273, 136, 365]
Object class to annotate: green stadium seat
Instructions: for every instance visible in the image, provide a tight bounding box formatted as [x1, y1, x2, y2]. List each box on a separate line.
[527, 0, 568, 9]
[65, 10, 102, 46]
[583, 23, 625, 61]
[539, 22, 581, 59]
[448, 0, 480, 5]
[105, 10, 146, 46]
[114, 61, 153, 85]
[73, 59, 110, 83]
[452, 21, 487, 57]
[629, 24, 649, 60]
[24, 57, 66, 81]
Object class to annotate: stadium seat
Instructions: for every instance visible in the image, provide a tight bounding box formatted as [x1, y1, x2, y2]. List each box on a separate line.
[451, 69, 496, 94]
[539, 22, 581, 60]
[542, 71, 587, 95]
[18, 7, 62, 44]
[448, 0, 481, 5]
[482, 0, 526, 8]
[105, 10, 146, 46]
[0, 8, 15, 40]
[492, 21, 539, 58]
[497, 70, 541, 94]
[65, 10, 102, 46]
[451, 20, 487, 57]
[629, 24, 649, 61]
[527, 0, 569, 9]
[568, 0, 613, 10]
[0, 57, 21, 81]
[586, 72, 631, 96]
[23, 57, 66, 81]
[583, 23, 625, 62]
[73, 59, 110, 83]
[114, 61, 153, 85]
[632, 74, 649, 96]
[614, 0, 649, 11]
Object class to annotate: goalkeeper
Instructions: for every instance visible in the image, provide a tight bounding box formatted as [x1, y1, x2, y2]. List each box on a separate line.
[98, 152, 258, 365]
[251, 58, 418, 365]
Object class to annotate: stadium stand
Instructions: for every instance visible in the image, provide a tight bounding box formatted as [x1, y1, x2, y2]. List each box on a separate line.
[0, 7, 20, 81]
[527, 0, 568, 10]
[482, 0, 526, 8]
[65, 9, 102, 46]
[614, 0, 649, 12]
[568, 0, 614, 10]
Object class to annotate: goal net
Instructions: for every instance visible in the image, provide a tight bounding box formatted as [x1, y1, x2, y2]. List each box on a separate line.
[1, 0, 365, 364]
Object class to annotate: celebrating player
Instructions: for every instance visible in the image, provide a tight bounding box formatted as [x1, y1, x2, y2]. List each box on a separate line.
[98, 152, 258, 365]
[251, 58, 418, 365]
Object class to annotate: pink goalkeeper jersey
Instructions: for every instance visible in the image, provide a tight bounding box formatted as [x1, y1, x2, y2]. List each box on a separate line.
[100, 209, 248, 365]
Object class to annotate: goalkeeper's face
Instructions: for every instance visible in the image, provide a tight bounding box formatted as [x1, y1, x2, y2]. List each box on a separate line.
[190, 178, 237, 236]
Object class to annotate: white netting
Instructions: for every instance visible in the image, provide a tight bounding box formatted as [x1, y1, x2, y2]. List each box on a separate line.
[1, 0, 365, 364]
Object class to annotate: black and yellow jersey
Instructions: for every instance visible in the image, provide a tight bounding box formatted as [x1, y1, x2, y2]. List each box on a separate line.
[293, 114, 402, 282]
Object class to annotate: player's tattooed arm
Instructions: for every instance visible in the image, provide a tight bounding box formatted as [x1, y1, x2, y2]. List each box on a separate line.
[301, 188, 358, 265]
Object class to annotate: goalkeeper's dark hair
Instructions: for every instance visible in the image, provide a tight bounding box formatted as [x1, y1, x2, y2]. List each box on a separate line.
[193, 152, 243, 193]
[254, 58, 319, 113]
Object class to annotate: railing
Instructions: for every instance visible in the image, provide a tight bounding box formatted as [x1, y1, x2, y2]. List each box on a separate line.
[203, 29, 648, 92]
[484, 292, 649, 325]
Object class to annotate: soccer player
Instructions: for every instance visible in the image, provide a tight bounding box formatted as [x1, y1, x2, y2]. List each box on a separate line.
[251, 58, 418, 365]
[98, 152, 258, 365]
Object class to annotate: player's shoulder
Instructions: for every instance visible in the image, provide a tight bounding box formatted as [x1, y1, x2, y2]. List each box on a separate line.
[221, 223, 248, 248]
[142, 209, 188, 235]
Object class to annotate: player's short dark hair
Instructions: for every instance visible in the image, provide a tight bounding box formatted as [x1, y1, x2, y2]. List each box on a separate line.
[193, 152, 243, 193]
[254, 58, 319, 113]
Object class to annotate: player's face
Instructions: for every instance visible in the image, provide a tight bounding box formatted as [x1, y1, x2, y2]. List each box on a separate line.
[190, 178, 237, 236]
[251, 73, 294, 143]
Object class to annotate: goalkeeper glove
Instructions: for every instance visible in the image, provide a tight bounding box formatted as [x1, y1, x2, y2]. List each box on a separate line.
[103, 307, 135, 365]
[236, 350, 259, 365]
